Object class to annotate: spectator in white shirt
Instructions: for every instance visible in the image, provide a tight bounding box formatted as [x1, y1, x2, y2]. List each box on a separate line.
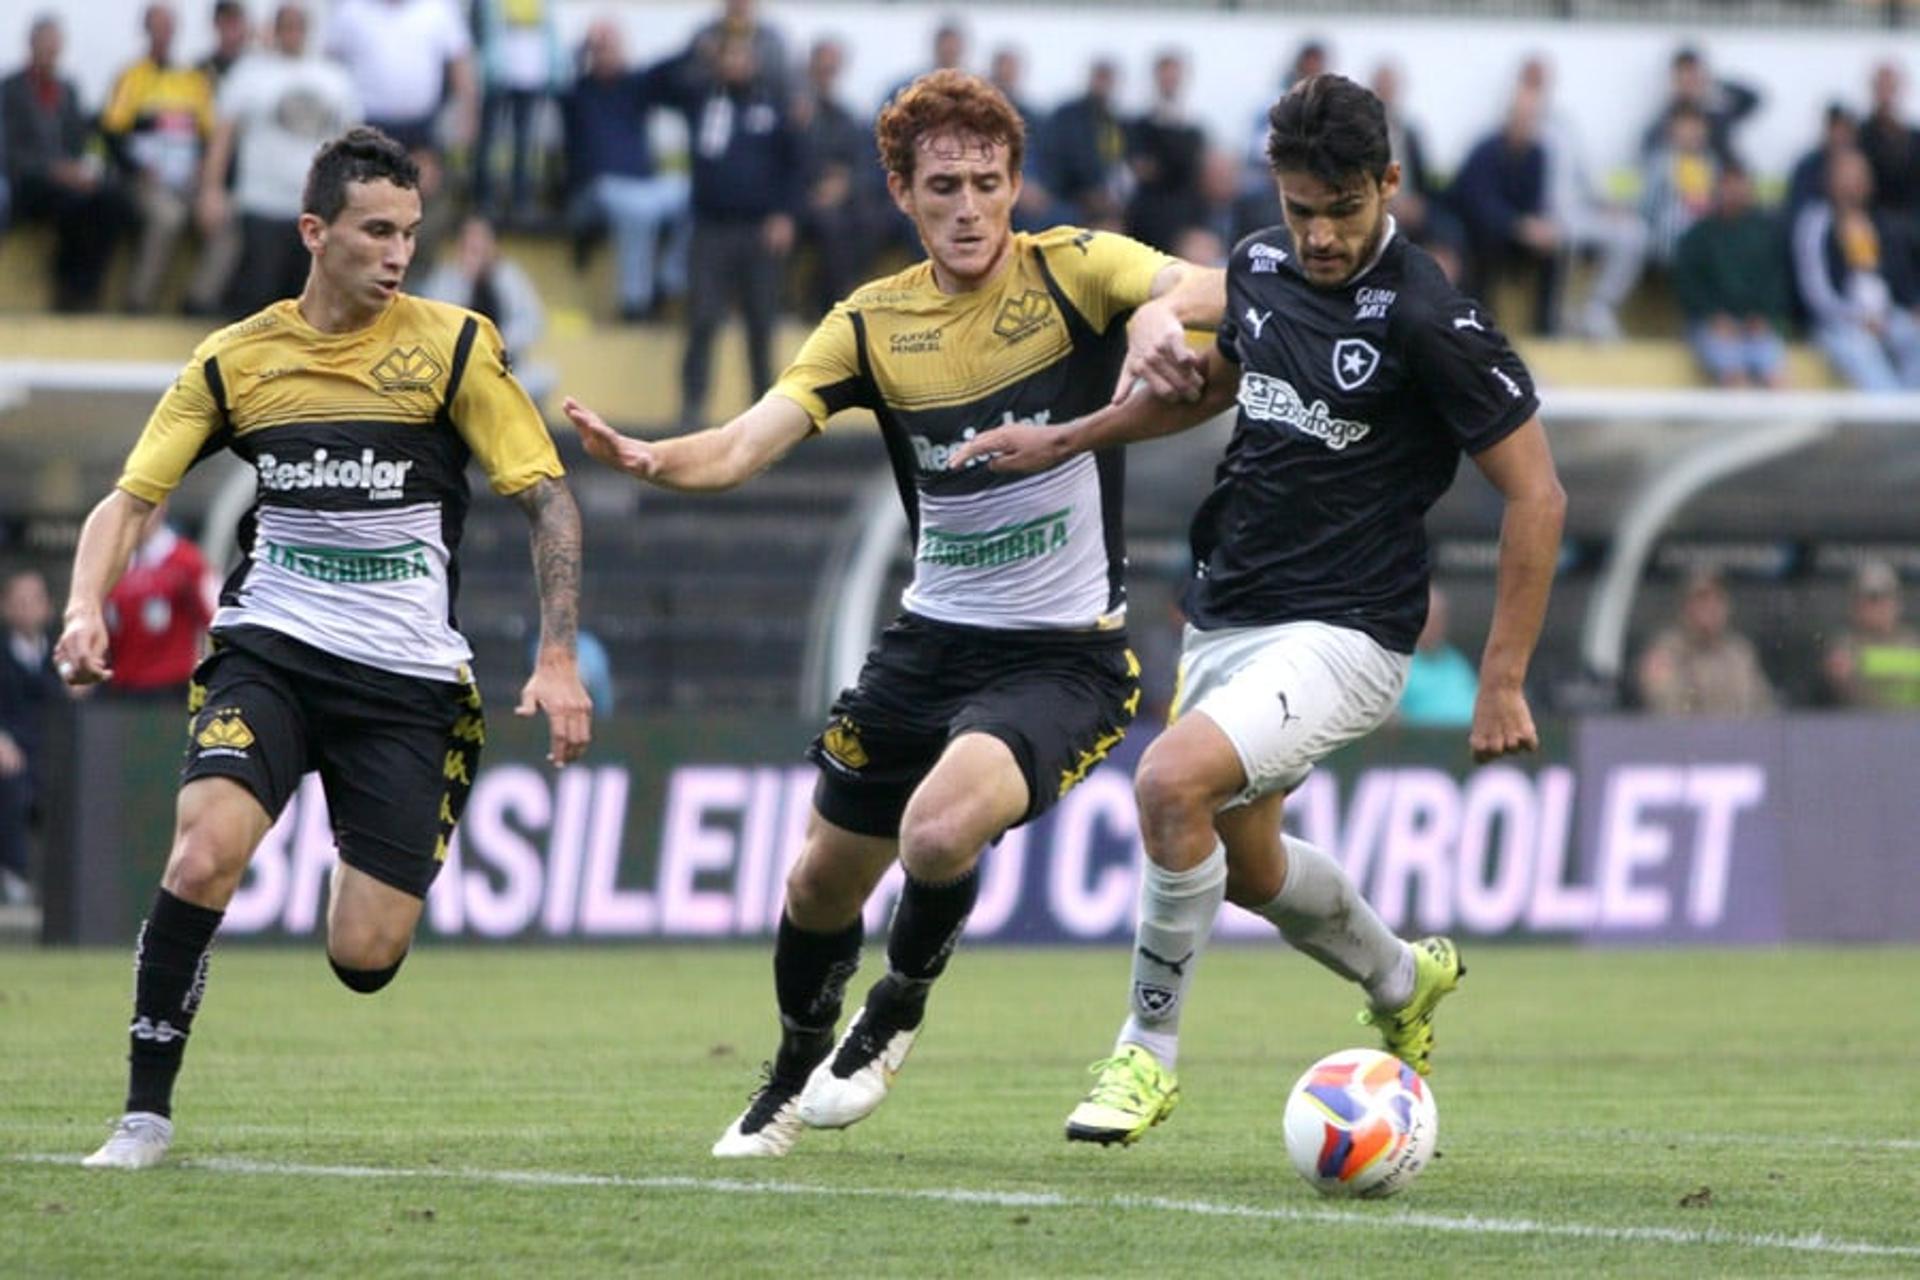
[196, 2, 360, 315]
[326, 0, 477, 272]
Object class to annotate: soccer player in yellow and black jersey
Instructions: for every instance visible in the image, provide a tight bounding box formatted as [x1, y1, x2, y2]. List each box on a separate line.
[564, 70, 1219, 1158]
[55, 128, 592, 1170]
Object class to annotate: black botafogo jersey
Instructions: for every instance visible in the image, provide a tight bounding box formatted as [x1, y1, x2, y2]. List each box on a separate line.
[1188, 221, 1539, 652]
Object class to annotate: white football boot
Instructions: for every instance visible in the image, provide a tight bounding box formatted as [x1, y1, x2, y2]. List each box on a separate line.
[712, 1067, 807, 1158]
[82, 1112, 174, 1170]
[796, 1006, 920, 1130]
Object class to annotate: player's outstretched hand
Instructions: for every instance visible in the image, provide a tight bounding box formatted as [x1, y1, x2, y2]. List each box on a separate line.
[1469, 684, 1539, 763]
[563, 396, 662, 482]
[1115, 298, 1204, 404]
[53, 611, 113, 687]
[517, 658, 593, 767]
[947, 422, 1065, 474]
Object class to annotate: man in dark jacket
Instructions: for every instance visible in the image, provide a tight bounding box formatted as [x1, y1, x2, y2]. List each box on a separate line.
[1373, 60, 1464, 281]
[1125, 49, 1207, 253]
[662, 34, 799, 427]
[1044, 57, 1127, 230]
[1788, 103, 1857, 226]
[1, 15, 135, 310]
[1861, 62, 1920, 233]
[1451, 84, 1556, 332]
[792, 36, 877, 316]
[562, 20, 690, 320]
[0, 571, 63, 904]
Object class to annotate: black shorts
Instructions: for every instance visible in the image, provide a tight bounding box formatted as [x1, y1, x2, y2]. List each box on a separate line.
[182, 625, 484, 898]
[808, 613, 1141, 839]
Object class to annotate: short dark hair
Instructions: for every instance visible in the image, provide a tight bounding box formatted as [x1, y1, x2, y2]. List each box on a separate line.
[213, 0, 244, 17]
[1264, 73, 1390, 184]
[301, 127, 420, 223]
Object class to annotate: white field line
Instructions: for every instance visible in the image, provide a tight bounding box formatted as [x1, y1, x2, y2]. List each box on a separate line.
[11, 1154, 1920, 1261]
[14, 1121, 1919, 1152]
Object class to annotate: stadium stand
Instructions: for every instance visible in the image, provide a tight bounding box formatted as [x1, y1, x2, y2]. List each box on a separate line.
[1, 0, 1915, 733]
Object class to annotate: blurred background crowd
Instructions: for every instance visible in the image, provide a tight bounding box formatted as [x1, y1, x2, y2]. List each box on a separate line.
[1, 0, 1917, 391]
[2, 0, 1919, 910]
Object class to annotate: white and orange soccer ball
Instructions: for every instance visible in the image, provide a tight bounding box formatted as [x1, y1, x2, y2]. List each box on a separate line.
[1282, 1047, 1438, 1198]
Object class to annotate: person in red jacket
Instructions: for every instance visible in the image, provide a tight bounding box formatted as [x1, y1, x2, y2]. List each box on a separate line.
[101, 504, 218, 698]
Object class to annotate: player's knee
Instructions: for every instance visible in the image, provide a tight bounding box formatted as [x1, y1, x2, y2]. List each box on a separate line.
[787, 855, 864, 924]
[327, 949, 408, 994]
[898, 812, 980, 883]
[1133, 751, 1219, 827]
[160, 835, 244, 904]
[163, 783, 268, 904]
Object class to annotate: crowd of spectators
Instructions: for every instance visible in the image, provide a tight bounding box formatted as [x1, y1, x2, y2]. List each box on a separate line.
[0, 6, 1911, 383]
[1629, 561, 1920, 716]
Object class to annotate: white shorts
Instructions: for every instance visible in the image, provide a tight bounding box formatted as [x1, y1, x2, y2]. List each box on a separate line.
[1171, 620, 1410, 805]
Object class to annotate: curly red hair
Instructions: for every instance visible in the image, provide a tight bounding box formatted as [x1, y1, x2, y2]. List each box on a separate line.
[875, 69, 1026, 182]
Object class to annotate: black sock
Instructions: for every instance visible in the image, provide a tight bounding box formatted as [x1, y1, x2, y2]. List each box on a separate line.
[872, 866, 980, 1029]
[771, 913, 861, 1080]
[126, 888, 223, 1118]
[329, 952, 407, 994]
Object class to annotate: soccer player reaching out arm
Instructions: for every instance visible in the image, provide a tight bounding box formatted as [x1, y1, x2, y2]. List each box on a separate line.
[954, 354, 1563, 763]
[560, 391, 814, 493]
[566, 69, 1215, 1161]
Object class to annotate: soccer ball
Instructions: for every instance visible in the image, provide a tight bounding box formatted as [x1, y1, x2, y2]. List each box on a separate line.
[1282, 1047, 1437, 1199]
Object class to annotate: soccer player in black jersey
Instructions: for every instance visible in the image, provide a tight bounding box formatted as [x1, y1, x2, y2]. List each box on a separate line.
[956, 74, 1565, 1144]
[56, 128, 592, 1169]
[564, 71, 1215, 1157]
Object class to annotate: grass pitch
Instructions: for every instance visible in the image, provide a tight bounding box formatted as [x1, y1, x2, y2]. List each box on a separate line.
[4, 944, 1917, 1277]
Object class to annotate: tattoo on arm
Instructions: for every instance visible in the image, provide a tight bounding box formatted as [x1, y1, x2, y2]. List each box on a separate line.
[513, 476, 581, 654]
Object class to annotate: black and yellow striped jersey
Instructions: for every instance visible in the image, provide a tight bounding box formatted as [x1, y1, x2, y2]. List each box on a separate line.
[118, 295, 564, 681]
[771, 226, 1171, 631]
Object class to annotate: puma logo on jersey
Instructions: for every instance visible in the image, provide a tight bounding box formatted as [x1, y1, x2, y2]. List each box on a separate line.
[1453, 310, 1485, 332]
[255, 448, 415, 500]
[1244, 307, 1272, 340]
[1276, 691, 1301, 727]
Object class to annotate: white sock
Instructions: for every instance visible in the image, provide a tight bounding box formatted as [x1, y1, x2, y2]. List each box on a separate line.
[1258, 835, 1414, 1011]
[1117, 843, 1228, 1070]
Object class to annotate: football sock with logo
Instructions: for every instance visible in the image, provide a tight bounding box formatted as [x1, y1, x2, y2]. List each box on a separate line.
[1117, 843, 1227, 1070]
[871, 865, 981, 1030]
[125, 888, 224, 1118]
[1257, 835, 1414, 1011]
[771, 913, 862, 1080]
